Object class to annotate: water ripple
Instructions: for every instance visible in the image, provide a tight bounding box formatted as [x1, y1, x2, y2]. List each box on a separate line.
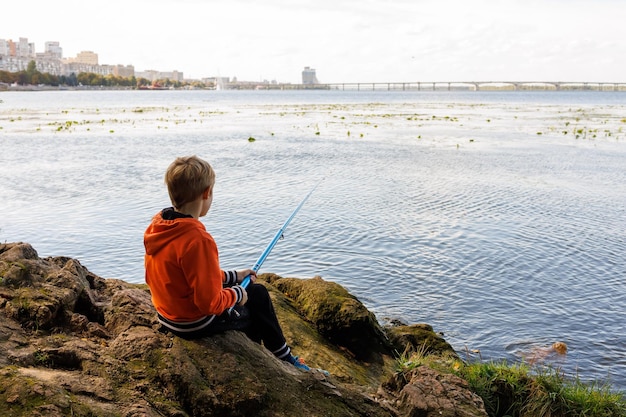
[2, 90, 625, 391]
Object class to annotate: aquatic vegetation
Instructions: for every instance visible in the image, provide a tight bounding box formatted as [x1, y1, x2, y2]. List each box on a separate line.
[2, 95, 625, 146]
[51, 120, 80, 132]
[248, 136, 256, 142]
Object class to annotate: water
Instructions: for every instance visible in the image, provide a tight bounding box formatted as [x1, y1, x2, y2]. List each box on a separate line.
[1, 89, 625, 391]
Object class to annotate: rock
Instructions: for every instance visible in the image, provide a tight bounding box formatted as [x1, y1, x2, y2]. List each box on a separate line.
[0, 242, 487, 417]
[385, 322, 458, 358]
[267, 275, 393, 362]
[381, 366, 488, 417]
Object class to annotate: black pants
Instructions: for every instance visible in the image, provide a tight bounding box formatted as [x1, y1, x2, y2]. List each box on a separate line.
[172, 283, 289, 355]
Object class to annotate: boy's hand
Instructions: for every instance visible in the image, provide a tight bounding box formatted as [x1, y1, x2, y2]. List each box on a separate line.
[238, 287, 248, 306]
[237, 269, 257, 284]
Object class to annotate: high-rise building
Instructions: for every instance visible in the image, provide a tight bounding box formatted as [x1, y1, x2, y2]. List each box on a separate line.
[0, 39, 9, 56]
[16, 37, 35, 58]
[302, 67, 319, 84]
[45, 41, 63, 59]
[0, 38, 36, 72]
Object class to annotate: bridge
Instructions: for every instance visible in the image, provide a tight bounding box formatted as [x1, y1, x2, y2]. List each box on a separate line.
[320, 81, 626, 92]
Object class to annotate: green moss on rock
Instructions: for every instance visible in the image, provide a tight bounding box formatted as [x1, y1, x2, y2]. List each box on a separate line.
[267, 275, 393, 362]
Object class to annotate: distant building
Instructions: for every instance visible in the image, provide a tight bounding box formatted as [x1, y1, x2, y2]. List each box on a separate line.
[112, 64, 135, 78]
[0, 38, 34, 59]
[16, 37, 35, 58]
[0, 39, 10, 56]
[136, 69, 183, 82]
[0, 38, 38, 72]
[45, 41, 63, 59]
[0, 36, 179, 82]
[68, 51, 99, 65]
[302, 66, 319, 84]
[34, 57, 64, 75]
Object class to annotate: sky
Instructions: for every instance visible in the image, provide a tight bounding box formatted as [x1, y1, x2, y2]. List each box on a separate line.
[3, 0, 625, 83]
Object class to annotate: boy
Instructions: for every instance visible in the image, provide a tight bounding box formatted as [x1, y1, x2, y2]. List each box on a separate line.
[144, 155, 309, 371]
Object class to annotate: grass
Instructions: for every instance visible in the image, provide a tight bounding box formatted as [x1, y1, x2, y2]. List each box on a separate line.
[397, 347, 626, 417]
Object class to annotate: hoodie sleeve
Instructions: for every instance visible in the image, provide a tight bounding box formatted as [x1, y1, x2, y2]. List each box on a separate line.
[181, 235, 240, 314]
[222, 270, 238, 287]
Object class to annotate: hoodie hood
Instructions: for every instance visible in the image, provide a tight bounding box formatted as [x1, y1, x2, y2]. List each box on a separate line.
[144, 208, 203, 256]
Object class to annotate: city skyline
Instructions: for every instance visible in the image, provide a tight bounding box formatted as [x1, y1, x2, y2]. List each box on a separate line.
[2, 0, 626, 84]
[0, 37, 186, 83]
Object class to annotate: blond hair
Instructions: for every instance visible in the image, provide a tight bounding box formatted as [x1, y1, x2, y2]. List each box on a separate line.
[164, 156, 215, 209]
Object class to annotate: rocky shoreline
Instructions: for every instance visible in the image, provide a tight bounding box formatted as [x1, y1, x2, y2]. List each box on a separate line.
[0, 242, 487, 416]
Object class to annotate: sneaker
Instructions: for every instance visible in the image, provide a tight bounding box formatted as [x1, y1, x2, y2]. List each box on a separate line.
[286, 355, 310, 371]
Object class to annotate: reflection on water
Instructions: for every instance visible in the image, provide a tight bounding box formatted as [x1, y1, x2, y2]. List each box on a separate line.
[1, 90, 625, 390]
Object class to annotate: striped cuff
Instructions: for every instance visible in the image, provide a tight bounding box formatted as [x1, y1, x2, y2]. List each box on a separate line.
[272, 343, 291, 360]
[157, 312, 215, 333]
[223, 270, 238, 287]
[231, 285, 244, 305]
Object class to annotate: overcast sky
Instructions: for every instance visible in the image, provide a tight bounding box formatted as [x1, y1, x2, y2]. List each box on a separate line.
[3, 0, 625, 83]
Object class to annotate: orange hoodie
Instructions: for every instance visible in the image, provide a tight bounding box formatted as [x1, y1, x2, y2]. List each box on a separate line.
[144, 209, 240, 322]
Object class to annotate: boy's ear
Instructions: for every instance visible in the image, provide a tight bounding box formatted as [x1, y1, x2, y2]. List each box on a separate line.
[202, 186, 212, 199]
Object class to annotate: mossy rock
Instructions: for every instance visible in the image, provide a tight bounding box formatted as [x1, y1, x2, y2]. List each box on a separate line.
[264, 275, 393, 362]
[385, 322, 457, 358]
[0, 243, 482, 417]
[262, 278, 396, 386]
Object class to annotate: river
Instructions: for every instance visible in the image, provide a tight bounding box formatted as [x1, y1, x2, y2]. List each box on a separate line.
[1, 89, 625, 391]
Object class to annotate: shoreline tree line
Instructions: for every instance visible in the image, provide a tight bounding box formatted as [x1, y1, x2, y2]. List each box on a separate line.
[0, 60, 211, 89]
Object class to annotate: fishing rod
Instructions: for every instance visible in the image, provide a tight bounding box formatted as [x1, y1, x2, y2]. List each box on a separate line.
[240, 181, 321, 289]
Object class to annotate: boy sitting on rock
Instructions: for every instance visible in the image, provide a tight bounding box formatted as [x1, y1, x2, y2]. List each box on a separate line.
[144, 155, 309, 371]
